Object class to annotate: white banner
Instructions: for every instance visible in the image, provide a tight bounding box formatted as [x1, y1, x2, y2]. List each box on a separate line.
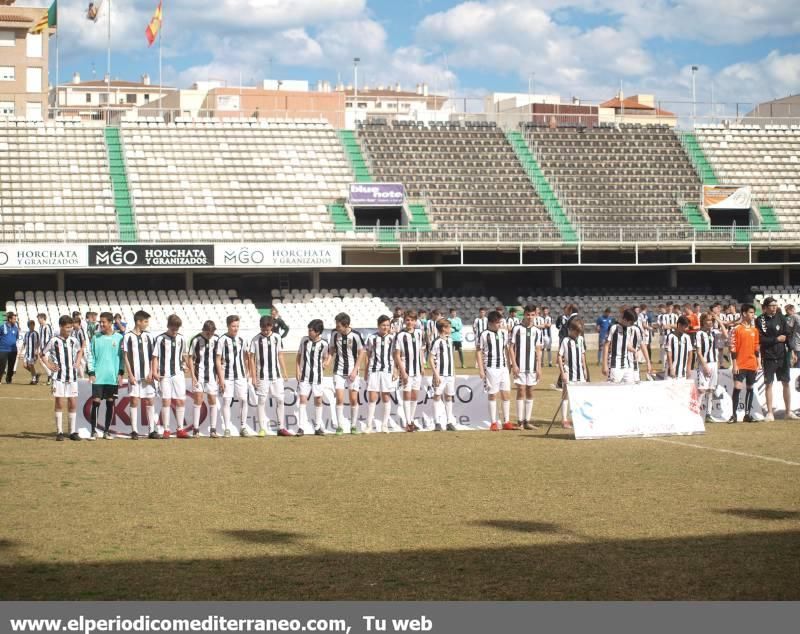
[0, 244, 88, 269]
[715, 367, 800, 420]
[704, 184, 752, 210]
[567, 380, 705, 440]
[73, 376, 491, 438]
[214, 243, 342, 268]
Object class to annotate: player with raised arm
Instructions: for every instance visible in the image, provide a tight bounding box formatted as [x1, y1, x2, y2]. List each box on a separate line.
[215, 315, 251, 438]
[394, 310, 426, 432]
[151, 315, 188, 439]
[122, 310, 156, 440]
[187, 320, 219, 438]
[296, 319, 331, 436]
[42, 315, 84, 441]
[477, 310, 512, 431]
[330, 312, 364, 435]
[359, 315, 396, 433]
[428, 318, 456, 432]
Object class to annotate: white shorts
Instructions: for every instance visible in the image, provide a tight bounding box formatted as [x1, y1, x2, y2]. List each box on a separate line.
[160, 375, 187, 400]
[333, 375, 361, 392]
[696, 363, 719, 391]
[367, 371, 395, 393]
[128, 381, 156, 399]
[514, 371, 538, 387]
[222, 377, 248, 400]
[608, 367, 636, 385]
[433, 375, 455, 397]
[485, 367, 510, 394]
[256, 378, 284, 399]
[401, 374, 422, 392]
[298, 381, 324, 398]
[24, 355, 37, 365]
[52, 380, 78, 398]
[193, 380, 218, 396]
[542, 336, 552, 348]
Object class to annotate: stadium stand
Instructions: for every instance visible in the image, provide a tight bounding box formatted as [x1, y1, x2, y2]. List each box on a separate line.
[0, 118, 119, 242]
[357, 121, 555, 227]
[524, 124, 702, 227]
[752, 285, 800, 307]
[119, 118, 353, 241]
[694, 124, 800, 235]
[6, 288, 261, 338]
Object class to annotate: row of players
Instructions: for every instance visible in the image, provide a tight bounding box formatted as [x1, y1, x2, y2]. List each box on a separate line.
[31, 298, 767, 441]
[34, 307, 595, 441]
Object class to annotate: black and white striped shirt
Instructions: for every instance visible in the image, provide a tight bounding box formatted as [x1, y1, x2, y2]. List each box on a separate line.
[390, 317, 404, 335]
[606, 324, 634, 369]
[637, 312, 651, 344]
[38, 323, 52, 353]
[298, 336, 328, 384]
[395, 329, 424, 376]
[43, 335, 81, 383]
[153, 332, 186, 377]
[559, 336, 586, 383]
[507, 317, 521, 331]
[667, 331, 692, 378]
[628, 325, 644, 370]
[329, 330, 364, 377]
[190, 334, 218, 383]
[429, 336, 454, 378]
[510, 324, 543, 374]
[215, 334, 247, 381]
[473, 317, 488, 340]
[365, 333, 394, 373]
[72, 326, 87, 350]
[23, 330, 39, 358]
[534, 315, 552, 338]
[695, 330, 718, 364]
[424, 319, 438, 345]
[479, 328, 508, 370]
[122, 331, 154, 380]
[250, 332, 283, 381]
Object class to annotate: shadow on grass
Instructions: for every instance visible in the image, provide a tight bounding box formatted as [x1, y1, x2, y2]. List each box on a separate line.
[0, 530, 798, 600]
[470, 520, 563, 534]
[0, 539, 15, 550]
[220, 529, 306, 545]
[718, 508, 800, 521]
[0, 432, 57, 441]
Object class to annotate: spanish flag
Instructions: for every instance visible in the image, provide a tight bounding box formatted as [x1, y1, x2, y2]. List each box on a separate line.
[30, 0, 57, 34]
[145, 0, 162, 47]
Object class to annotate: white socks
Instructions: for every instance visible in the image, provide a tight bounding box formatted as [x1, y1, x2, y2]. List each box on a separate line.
[239, 400, 248, 427]
[176, 405, 185, 431]
[366, 401, 377, 431]
[208, 404, 218, 433]
[55, 411, 63, 433]
[276, 399, 285, 429]
[298, 403, 308, 431]
[193, 404, 202, 430]
[221, 398, 232, 431]
[562, 399, 569, 421]
[336, 404, 345, 426]
[257, 397, 267, 431]
[433, 399, 443, 424]
[147, 405, 156, 433]
[130, 406, 139, 434]
[315, 405, 323, 429]
[161, 406, 171, 432]
[350, 403, 359, 428]
[69, 412, 76, 434]
[517, 399, 525, 421]
[525, 399, 534, 422]
[444, 399, 453, 424]
[502, 399, 510, 423]
[382, 401, 391, 431]
[489, 399, 497, 423]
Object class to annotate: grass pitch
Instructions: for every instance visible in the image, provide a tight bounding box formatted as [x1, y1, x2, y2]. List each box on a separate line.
[0, 354, 798, 600]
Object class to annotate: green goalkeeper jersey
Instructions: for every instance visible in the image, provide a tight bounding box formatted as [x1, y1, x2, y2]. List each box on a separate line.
[87, 331, 124, 384]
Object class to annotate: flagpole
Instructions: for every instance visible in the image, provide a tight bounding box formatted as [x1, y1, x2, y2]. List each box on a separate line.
[55, 0, 59, 119]
[106, 0, 111, 125]
[158, 0, 162, 120]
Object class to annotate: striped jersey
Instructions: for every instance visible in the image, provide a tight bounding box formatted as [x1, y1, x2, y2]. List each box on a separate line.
[365, 332, 395, 373]
[43, 335, 81, 383]
[122, 330, 154, 380]
[189, 333, 218, 383]
[559, 336, 586, 383]
[535, 315, 553, 338]
[695, 330, 718, 364]
[249, 332, 283, 381]
[628, 325, 644, 370]
[667, 331, 693, 378]
[507, 317, 520, 331]
[637, 312, 651, 344]
[510, 324, 543, 374]
[215, 334, 247, 381]
[424, 319, 438, 345]
[479, 328, 508, 369]
[329, 329, 364, 377]
[38, 323, 52, 353]
[429, 336, 454, 378]
[72, 326, 87, 350]
[395, 329, 424, 376]
[153, 332, 187, 377]
[473, 316, 488, 340]
[606, 324, 635, 369]
[23, 330, 39, 358]
[298, 336, 328, 384]
[390, 317, 404, 335]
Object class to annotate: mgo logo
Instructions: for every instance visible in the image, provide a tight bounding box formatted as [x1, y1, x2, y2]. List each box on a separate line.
[92, 246, 139, 266]
[223, 245, 266, 266]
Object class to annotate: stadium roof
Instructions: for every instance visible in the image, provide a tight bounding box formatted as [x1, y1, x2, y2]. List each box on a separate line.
[0, 13, 31, 22]
[71, 80, 175, 89]
[600, 96, 675, 116]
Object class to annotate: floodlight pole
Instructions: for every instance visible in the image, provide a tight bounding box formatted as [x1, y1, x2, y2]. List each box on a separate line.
[691, 65, 698, 122]
[353, 57, 360, 125]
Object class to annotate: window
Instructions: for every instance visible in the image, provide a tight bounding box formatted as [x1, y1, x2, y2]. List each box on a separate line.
[0, 101, 14, 115]
[144, 94, 150, 103]
[26, 101, 42, 120]
[26, 67, 42, 92]
[26, 33, 42, 58]
[0, 66, 14, 81]
[85, 93, 92, 103]
[0, 31, 14, 47]
[126, 93, 136, 104]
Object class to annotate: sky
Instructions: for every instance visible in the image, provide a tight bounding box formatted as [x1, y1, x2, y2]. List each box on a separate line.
[17, 0, 800, 115]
